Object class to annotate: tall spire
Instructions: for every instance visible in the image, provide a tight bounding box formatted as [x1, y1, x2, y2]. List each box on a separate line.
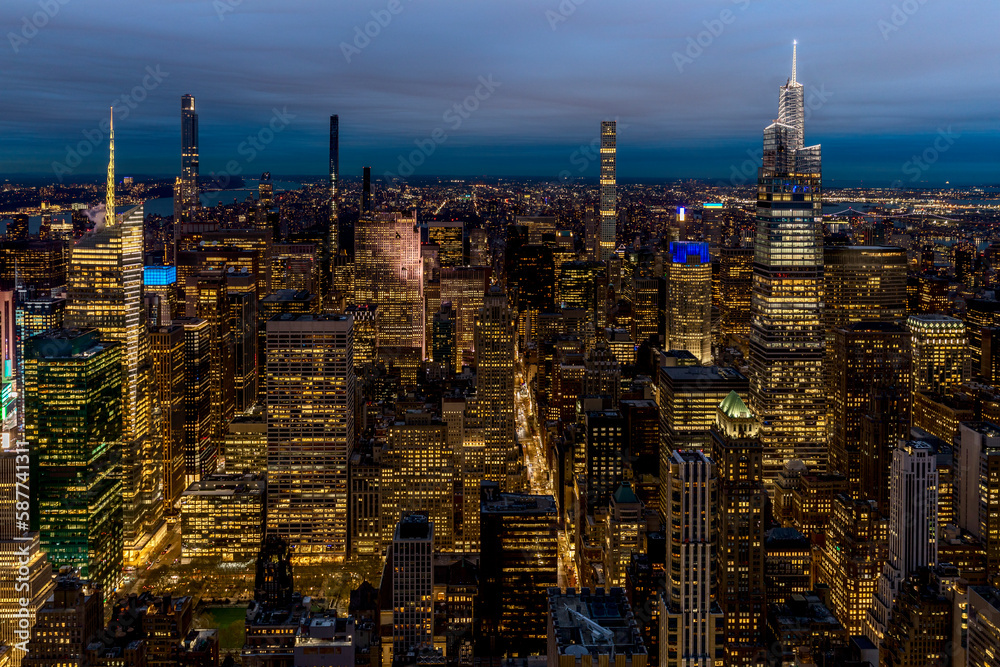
[791, 40, 797, 85]
[106, 107, 116, 226]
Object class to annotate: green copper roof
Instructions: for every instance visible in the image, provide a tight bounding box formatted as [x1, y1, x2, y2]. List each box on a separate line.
[612, 483, 639, 505]
[719, 390, 752, 419]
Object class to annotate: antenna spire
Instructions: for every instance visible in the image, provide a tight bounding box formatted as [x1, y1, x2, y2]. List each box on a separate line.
[791, 40, 798, 84]
[106, 107, 116, 225]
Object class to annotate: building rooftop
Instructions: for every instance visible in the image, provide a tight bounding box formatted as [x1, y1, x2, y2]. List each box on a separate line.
[548, 587, 647, 658]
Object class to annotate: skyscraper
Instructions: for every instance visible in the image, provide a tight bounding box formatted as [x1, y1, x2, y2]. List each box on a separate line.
[866, 440, 938, 645]
[178, 94, 199, 226]
[266, 314, 355, 561]
[354, 211, 424, 356]
[599, 120, 616, 261]
[474, 287, 516, 487]
[329, 114, 339, 250]
[391, 514, 434, 657]
[658, 449, 723, 666]
[24, 329, 123, 599]
[65, 115, 162, 566]
[749, 43, 827, 482]
[711, 392, 766, 666]
[830, 322, 911, 501]
[907, 314, 969, 394]
[665, 241, 712, 364]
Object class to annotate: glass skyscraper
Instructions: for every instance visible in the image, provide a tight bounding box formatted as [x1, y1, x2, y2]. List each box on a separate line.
[749, 43, 827, 482]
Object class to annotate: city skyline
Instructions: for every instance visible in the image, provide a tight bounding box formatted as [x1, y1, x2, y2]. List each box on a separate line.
[1, 0, 998, 185]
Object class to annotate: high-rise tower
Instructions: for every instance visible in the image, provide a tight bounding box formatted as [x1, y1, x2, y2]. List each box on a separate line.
[66, 114, 162, 566]
[599, 121, 616, 261]
[749, 43, 826, 483]
[178, 94, 199, 224]
[474, 287, 516, 487]
[665, 241, 712, 364]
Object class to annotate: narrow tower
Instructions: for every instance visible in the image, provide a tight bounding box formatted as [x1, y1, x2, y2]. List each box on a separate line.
[599, 120, 616, 261]
[749, 42, 826, 483]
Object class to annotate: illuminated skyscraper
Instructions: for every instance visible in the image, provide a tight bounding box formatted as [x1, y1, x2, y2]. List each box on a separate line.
[24, 329, 123, 599]
[176, 317, 214, 484]
[150, 324, 187, 511]
[599, 121, 616, 261]
[749, 42, 826, 482]
[719, 246, 752, 342]
[65, 116, 162, 566]
[711, 392, 766, 666]
[186, 269, 235, 444]
[820, 495, 886, 635]
[177, 94, 199, 227]
[354, 211, 423, 356]
[830, 322, 911, 500]
[329, 114, 339, 252]
[474, 287, 515, 487]
[427, 221, 464, 269]
[478, 485, 558, 657]
[658, 449, 723, 667]
[907, 314, 969, 393]
[441, 265, 490, 368]
[666, 241, 712, 364]
[866, 440, 938, 645]
[822, 245, 907, 331]
[381, 412, 457, 551]
[266, 314, 354, 561]
[391, 514, 434, 656]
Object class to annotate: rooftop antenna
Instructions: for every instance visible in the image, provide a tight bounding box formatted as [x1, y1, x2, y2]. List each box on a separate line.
[791, 40, 798, 84]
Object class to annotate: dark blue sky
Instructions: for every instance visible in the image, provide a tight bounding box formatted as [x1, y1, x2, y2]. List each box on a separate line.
[1, 0, 998, 186]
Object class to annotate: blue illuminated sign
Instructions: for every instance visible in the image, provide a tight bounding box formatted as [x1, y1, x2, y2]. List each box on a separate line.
[144, 265, 177, 286]
[669, 241, 710, 265]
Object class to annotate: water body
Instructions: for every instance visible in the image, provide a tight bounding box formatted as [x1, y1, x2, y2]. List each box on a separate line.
[144, 179, 301, 217]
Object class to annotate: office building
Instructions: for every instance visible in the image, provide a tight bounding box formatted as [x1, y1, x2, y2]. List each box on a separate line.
[21, 574, 103, 667]
[180, 472, 265, 562]
[749, 44, 827, 482]
[719, 246, 752, 342]
[150, 323, 187, 510]
[441, 266, 489, 368]
[823, 245, 907, 331]
[968, 586, 1000, 667]
[764, 528, 812, 602]
[866, 441, 939, 645]
[880, 568, 953, 667]
[428, 222, 464, 269]
[266, 314, 355, 562]
[354, 211, 424, 356]
[957, 422, 1000, 586]
[66, 139, 162, 564]
[478, 485, 558, 657]
[584, 409, 625, 508]
[908, 314, 969, 393]
[711, 392, 766, 666]
[658, 450, 723, 667]
[186, 269, 236, 445]
[24, 329, 123, 598]
[391, 514, 434, 657]
[257, 289, 319, 401]
[820, 495, 887, 635]
[829, 322, 911, 500]
[224, 409, 266, 475]
[474, 287, 516, 487]
[0, 240, 66, 292]
[381, 413, 458, 551]
[665, 242, 712, 365]
[657, 365, 747, 511]
[599, 120, 616, 261]
[176, 317, 215, 483]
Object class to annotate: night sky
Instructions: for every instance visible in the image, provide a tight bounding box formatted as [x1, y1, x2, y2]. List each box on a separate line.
[1, 0, 998, 186]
